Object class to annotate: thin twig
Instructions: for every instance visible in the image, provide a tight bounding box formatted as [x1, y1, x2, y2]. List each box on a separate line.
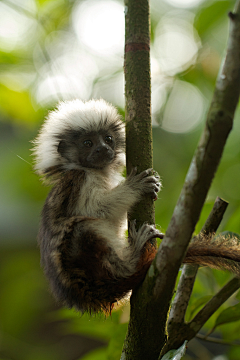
[168, 265, 199, 325]
[196, 333, 240, 346]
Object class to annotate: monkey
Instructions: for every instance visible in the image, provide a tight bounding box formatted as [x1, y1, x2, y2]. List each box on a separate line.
[32, 99, 240, 314]
[32, 99, 163, 313]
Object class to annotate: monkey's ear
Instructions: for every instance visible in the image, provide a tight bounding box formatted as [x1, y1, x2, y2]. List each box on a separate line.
[57, 140, 67, 156]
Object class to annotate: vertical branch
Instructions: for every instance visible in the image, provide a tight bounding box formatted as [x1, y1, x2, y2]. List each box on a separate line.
[124, 0, 154, 227]
[122, 0, 162, 359]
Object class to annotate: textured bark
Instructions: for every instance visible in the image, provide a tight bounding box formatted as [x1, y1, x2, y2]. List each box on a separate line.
[122, 0, 161, 359]
[124, 0, 154, 228]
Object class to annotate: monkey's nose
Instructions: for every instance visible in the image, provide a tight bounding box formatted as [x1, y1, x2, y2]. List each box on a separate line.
[95, 145, 110, 153]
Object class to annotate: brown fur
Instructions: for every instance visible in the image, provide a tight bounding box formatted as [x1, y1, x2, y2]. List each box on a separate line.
[185, 234, 240, 276]
[38, 168, 160, 313]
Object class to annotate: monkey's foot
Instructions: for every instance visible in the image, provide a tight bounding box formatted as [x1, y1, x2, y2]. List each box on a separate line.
[129, 221, 163, 251]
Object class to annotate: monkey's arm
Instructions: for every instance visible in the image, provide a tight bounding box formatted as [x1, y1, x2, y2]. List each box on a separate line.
[98, 168, 161, 222]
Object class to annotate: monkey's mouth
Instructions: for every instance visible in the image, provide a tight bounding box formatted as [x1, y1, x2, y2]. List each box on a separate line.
[81, 153, 115, 169]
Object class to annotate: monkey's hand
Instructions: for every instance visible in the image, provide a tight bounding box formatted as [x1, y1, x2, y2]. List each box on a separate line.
[126, 168, 161, 200]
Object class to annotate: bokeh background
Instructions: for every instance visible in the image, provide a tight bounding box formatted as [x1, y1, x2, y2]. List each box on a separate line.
[1, 0, 240, 359]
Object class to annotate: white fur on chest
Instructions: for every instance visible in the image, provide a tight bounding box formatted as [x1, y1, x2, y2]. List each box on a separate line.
[74, 168, 129, 256]
[76, 169, 123, 218]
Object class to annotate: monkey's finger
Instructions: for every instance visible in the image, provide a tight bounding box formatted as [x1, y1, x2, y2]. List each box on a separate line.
[136, 168, 153, 180]
[153, 170, 160, 180]
[147, 231, 164, 240]
[151, 191, 158, 201]
[131, 167, 138, 175]
[143, 178, 161, 192]
[142, 175, 160, 184]
[149, 232, 164, 239]
[143, 224, 164, 240]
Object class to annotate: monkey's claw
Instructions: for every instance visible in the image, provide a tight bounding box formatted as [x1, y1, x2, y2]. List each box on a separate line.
[129, 222, 164, 250]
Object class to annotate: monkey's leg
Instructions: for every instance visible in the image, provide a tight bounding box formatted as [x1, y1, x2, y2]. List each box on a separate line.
[103, 222, 161, 278]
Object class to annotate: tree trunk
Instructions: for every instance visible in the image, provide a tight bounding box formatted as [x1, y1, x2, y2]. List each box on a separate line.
[124, 0, 154, 228]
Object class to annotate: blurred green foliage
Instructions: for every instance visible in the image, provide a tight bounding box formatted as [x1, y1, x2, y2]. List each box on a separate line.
[1, 0, 240, 359]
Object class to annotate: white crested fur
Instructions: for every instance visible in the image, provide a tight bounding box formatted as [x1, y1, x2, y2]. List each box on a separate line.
[32, 99, 125, 174]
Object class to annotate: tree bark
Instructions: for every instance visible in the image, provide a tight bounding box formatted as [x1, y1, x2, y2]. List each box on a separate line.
[123, 0, 160, 358]
[124, 0, 154, 228]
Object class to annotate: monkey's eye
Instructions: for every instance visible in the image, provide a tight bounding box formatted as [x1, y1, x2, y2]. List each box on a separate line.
[105, 135, 113, 144]
[83, 140, 93, 147]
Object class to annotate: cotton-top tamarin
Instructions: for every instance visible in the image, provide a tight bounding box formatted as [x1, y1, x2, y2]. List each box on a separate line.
[32, 99, 240, 313]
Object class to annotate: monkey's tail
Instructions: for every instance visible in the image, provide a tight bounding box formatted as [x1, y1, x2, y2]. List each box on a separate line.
[184, 234, 240, 277]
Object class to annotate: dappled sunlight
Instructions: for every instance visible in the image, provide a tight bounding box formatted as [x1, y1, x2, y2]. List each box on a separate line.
[33, 48, 98, 105]
[0, 68, 36, 92]
[0, 2, 37, 52]
[153, 11, 201, 76]
[0, 0, 205, 126]
[72, 0, 124, 55]
[161, 80, 206, 133]
[35, 74, 91, 105]
[0, 1, 125, 108]
[163, 0, 205, 9]
[33, 0, 125, 106]
[92, 71, 125, 108]
[32, 32, 100, 106]
[151, 10, 204, 130]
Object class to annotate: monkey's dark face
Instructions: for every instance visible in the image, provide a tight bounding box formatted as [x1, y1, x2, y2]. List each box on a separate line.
[57, 129, 116, 169]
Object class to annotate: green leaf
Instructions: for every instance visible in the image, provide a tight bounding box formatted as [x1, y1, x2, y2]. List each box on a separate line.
[160, 341, 187, 360]
[215, 303, 240, 328]
[188, 295, 213, 320]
